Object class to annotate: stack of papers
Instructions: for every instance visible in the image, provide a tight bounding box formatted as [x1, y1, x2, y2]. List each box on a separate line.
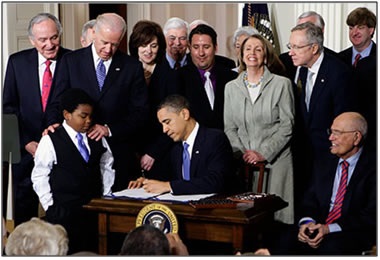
[107, 188, 215, 203]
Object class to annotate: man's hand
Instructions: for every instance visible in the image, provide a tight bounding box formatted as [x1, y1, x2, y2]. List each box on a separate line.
[307, 224, 329, 248]
[140, 154, 155, 171]
[42, 123, 60, 136]
[87, 124, 109, 141]
[298, 223, 329, 248]
[25, 141, 39, 157]
[128, 177, 145, 189]
[142, 179, 170, 194]
[166, 233, 189, 256]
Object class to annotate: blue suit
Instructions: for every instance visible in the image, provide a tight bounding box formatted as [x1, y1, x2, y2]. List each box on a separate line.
[50, 45, 150, 191]
[168, 126, 234, 195]
[3, 47, 71, 225]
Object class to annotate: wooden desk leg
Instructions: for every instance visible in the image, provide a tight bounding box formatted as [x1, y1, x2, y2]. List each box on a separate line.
[98, 213, 108, 255]
[232, 225, 244, 253]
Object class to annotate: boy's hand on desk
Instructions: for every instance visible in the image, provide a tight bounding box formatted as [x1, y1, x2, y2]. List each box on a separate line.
[142, 179, 170, 194]
[128, 177, 145, 189]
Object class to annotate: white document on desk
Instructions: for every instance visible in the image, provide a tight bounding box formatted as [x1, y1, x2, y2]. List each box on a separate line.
[156, 193, 215, 202]
[110, 188, 215, 202]
[111, 188, 161, 199]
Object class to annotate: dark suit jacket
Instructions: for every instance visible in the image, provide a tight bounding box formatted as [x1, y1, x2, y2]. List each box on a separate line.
[338, 43, 377, 146]
[301, 147, 376, 251]
[142, 62, 180, 160]
[3, 47, 71, 152]
[298, 52, 354, 157]
[280, 47, 337, 84]
[179, 60, 238, 130]
[51, 45, 150, 190]
[168, 126, 233, 194]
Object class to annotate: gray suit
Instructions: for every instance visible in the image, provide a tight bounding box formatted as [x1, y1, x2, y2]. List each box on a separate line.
[224, 67, 295, 224]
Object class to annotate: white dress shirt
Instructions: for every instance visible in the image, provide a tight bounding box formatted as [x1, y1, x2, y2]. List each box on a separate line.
[31, 121, 115, 210]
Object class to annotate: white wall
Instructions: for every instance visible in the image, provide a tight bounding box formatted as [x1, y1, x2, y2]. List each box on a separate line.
[271, 2, 377, 53]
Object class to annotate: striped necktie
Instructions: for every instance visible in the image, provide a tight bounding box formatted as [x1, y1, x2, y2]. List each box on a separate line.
[353, 53, 361, 68]
[326, 160, 349, 224]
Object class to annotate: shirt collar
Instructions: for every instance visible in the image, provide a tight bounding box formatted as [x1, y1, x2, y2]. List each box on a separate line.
[309, 51, 324, 74]
[166, 52, 187, 69]
[62, 120, 86, 140]
[91, 43, 112, 67]
[353, 41, 373, 59]
[38, 52, 56, 66]
[183, 122, 199, 148]
[338, 147, 363, 169]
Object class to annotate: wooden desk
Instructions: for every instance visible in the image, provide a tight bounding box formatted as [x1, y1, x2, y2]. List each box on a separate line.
[84, 196, 287, 255]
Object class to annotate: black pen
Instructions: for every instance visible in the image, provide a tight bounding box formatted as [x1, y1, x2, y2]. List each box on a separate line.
[141, 169, 145, 178]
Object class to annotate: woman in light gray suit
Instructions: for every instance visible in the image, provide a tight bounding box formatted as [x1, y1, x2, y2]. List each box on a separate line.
[224, 34, 295, 224]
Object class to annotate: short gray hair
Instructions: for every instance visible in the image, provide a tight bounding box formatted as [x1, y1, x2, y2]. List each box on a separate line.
[28, 13, 62, 39]
[163, 17, 189, 37]
[94, 13, 127, 39]
[5, 218, 68, 255]
[81, 19, 96, 39]
[291, 22, 324, 53]
[233, 26, 259, 46]
[297, 11, 325, 29]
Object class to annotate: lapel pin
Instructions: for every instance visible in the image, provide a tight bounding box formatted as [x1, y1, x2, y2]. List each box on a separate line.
[116, 68, 120, 71]
[321, 79, 325, 83]
[195, 151, 199, 154]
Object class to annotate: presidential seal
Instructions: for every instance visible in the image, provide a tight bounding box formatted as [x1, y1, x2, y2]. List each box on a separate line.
[136, 203, 178, 234]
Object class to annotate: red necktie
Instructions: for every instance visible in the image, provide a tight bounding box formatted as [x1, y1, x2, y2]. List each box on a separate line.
[325, 160, 349, 224]
[41, 60, 52, 111]
[353, 53, 361, 68]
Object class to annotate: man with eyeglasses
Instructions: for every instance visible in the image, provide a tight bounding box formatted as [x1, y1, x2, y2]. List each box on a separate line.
[288, 22, 355, 221]
[279, 11, 338, 88]
[293, 112, 375, 255]
[339, 7, 376, 152]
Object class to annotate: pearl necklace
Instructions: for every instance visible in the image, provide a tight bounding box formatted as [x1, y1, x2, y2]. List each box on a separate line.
[243, 72, 263, 88]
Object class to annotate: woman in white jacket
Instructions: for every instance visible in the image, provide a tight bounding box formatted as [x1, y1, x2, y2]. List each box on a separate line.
[224, 34, 295, 224]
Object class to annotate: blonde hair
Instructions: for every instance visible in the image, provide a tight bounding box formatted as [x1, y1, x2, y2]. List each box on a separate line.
[5, 218, 68, 255]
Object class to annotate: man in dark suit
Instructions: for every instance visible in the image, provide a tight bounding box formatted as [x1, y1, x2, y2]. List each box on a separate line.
[279, 11, 337, 91]
[3, 13, 71, 225]
[128, 95, 234, 195]
[162, 17, 189, 70]
[338, 7, 376, 150]
[296, 112, 375, 255]
[49, 13, 149, 192]
[288, 22, 354, 220]
[179, 24, 238, 130]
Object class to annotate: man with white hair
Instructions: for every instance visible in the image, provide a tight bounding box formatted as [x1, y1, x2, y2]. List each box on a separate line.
[162, 17, 189, 70]
[48, 13, 149, 192]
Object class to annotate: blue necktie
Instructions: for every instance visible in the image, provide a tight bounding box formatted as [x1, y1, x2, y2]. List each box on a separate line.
[182, 142, 190, 181]
[96, 59, 106, 90]
[76, 133, 89, 162]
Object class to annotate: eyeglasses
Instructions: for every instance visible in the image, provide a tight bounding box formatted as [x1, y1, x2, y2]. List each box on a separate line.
[286, 43, 313, 51]
[327, 129, 357, 136]
[167, 35, 187, 42]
